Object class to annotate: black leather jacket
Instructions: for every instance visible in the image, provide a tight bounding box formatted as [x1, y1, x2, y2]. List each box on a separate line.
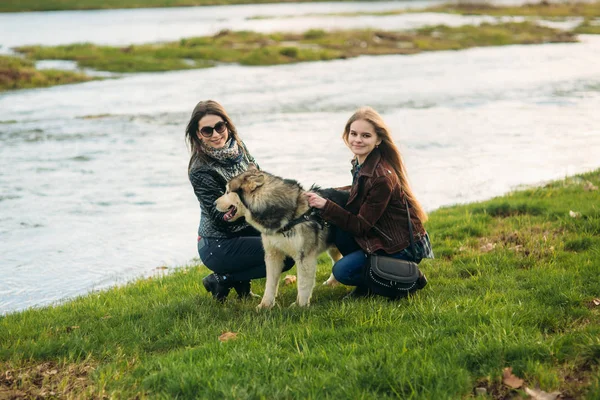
[189, 143, 258, 239]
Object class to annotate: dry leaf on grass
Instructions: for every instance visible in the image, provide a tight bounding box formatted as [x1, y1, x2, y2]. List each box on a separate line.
[65, 326, 80, 333]
[525, 387, 561, 400]
[502, 367, 524, 389]
[480, 243, 496, 253]
[569, 210, 581, 218]
[283, 275, 297, 285]
[593, 298, 600, 306]
[218, 332, 238, 342]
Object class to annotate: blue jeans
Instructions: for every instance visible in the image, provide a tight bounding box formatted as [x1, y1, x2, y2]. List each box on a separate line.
[198, 234, 294, 281]
[331, 227, 420, 287]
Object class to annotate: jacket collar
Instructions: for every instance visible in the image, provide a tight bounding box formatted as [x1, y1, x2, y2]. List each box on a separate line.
[353, 148, 381, 178]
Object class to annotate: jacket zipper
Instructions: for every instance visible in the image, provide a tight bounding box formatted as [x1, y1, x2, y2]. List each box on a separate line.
[373, 226, 393, 242]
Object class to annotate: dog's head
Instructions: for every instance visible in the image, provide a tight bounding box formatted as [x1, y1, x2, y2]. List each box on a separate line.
[215, 164, 265, 222]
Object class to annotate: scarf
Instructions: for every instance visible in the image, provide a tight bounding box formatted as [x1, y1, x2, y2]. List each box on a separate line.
[200, 137, 243, 165]
[351, 158, 362, 185]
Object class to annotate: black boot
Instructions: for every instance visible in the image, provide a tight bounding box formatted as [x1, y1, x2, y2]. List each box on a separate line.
[232, 280, 252, 299]
[415, 271, 428, 290]
[343, 285, 371, 300]
[202, 273, 232, 302]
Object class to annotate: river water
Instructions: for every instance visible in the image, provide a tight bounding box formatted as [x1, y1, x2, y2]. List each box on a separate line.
[1, 1, 599, 314]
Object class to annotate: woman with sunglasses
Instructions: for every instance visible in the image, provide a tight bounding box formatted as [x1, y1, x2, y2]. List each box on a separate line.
[185, 100, 293, 302]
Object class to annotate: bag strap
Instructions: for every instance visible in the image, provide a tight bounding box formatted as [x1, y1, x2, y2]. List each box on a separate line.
[403, 193, 416, 255]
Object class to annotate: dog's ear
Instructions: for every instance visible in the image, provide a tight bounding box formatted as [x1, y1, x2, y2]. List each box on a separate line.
[228, 178, 241, 192]
[247, 163, 258, 172]
[244, 173, 265, 192]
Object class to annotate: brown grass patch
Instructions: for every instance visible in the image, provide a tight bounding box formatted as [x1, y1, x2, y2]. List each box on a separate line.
[0, 361, 98, 399]
[475, 362, 599, 399]
[473, 376, 516, 399]
[472, 224, 563, 261]
[560, 363, 599, 399]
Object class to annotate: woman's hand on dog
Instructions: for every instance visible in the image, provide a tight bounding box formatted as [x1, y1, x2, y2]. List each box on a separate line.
[305, 192, 327, 209]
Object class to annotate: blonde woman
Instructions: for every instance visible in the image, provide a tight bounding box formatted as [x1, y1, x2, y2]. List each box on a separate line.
[306, 106, 433, 298]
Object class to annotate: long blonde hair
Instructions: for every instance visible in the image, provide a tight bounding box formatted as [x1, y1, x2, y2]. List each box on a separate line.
[342, 106, 428, 222]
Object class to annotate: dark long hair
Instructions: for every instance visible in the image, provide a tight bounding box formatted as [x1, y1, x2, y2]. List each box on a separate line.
[185, 100, 246, 171]
[342, 106, 428, 222]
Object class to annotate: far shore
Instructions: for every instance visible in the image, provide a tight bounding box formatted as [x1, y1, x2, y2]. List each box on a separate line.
[1, 0, 390, 13]
[1, 22, 579, 92]
[2, 1, 599, 92]
[0, 55, 96, 92]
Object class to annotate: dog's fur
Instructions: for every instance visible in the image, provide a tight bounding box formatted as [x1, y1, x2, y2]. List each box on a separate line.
[215, 164, 348, 308]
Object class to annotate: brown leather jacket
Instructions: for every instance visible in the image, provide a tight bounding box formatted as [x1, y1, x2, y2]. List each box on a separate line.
[321, 148, 426, 254]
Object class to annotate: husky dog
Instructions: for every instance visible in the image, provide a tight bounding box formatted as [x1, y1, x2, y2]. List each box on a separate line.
[215, 164, 348, 308]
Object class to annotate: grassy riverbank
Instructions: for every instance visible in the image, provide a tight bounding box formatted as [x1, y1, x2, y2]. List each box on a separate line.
[574, 19, 600, 34]
[2, 0, 596, 92]
[13, 22, 576, 75]
[0, 0, 383, 13]
[0, 55, 95, 92]
[427, 1, 600, 18]
[1, 170, 599, 398]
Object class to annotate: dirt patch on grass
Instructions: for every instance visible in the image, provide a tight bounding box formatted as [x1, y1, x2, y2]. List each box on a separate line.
[474, 361, 599, 399]
[560, 362, 599, 399]
[472, 225, 562, 261]
[0, 361, 98, 399]
[473, 377, 515, 399]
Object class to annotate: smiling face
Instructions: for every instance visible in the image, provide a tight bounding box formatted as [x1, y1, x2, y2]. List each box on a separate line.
[198, 114, 229, 149]
[347, 119, 382, 164]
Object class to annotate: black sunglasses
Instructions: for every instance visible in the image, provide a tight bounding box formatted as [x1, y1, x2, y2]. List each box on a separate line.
[199, 120, 227, 138]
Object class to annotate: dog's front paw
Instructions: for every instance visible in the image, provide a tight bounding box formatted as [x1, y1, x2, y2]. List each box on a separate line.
[256, 299, 275, 310]
[295, 297, 311, 307]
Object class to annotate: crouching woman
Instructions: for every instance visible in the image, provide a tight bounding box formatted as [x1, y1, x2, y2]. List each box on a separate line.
[306, 106, 433, 298]
[185, 100, 292, 302]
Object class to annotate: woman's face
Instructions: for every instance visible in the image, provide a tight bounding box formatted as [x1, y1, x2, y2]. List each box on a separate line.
[347, 119, 382, 163]
[198, 114, 229, 149]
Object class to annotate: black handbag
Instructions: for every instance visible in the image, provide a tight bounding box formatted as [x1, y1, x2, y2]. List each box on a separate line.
[364, 197, 425, 299]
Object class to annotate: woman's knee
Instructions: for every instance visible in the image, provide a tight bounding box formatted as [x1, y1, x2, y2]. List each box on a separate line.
[332, 250, 367, 285]
[332, 260, 356, 285]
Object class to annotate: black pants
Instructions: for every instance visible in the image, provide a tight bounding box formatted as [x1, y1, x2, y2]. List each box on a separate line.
[198, 234, 295, 281]
[332, 225, 362, 256]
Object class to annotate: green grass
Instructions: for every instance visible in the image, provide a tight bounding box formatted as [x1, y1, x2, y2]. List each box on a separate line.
[0, 55, 96, 92]
[427, 1, 600, 18]
[250, 1, 600, 20]
[250, 1, 600, 28]
[0, 0, 387, 13]
[4, 0, 600, 16]
[13, 22, 577, 74]
[4, 22, 578, 91]
[2, 169, 600, 398]
[575, 18, 600, 34]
